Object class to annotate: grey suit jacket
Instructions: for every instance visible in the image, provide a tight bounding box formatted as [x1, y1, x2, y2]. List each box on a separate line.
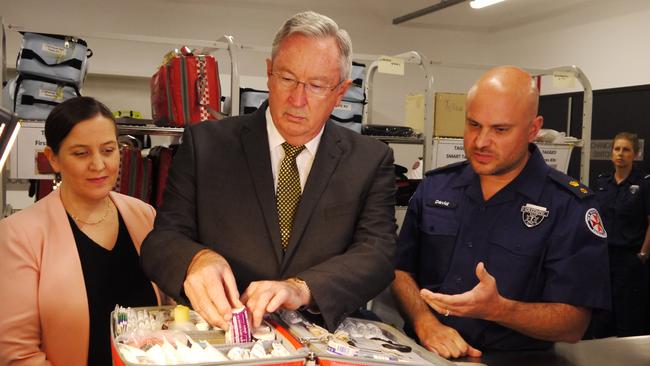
[141, 102, 397, 329]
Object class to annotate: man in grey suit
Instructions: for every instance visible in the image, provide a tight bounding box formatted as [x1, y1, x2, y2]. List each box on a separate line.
[141, 11, 397, 331]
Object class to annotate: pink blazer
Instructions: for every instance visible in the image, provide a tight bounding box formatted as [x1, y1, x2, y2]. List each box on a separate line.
[0, 190, 160, 366]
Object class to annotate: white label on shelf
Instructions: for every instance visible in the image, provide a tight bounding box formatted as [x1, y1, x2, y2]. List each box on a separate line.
[41, 43, 66, 56]
[38, 88, 63, 100]
[10, 122, 53, 180]
[537, 143, 573, 172]
[434, 139, 466, 167]
[334, 101, 352, 112]
[552, 71, 575, 89]
[378, 56, 404, 75]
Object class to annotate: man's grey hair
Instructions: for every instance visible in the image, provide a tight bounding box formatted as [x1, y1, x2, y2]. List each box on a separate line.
[271, 11, 352, 81]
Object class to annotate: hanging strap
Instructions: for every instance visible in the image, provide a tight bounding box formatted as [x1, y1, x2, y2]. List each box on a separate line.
[19, 49, 83, 70]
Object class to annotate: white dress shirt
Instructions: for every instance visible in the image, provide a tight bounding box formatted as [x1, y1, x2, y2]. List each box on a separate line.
[266, 107, 323, 193]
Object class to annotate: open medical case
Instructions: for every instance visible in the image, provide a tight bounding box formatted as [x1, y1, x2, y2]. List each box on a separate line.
[110, 306, 454, 366]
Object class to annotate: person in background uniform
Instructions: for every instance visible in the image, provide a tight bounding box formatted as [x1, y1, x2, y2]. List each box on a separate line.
[590, 132, 649, 337]
[391, 66, 611, 359]
[0, 97, 162, 366]
[141, 11, 396, 332]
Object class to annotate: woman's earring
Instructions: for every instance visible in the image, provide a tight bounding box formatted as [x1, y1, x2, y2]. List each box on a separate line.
[53, 173, 62, 190]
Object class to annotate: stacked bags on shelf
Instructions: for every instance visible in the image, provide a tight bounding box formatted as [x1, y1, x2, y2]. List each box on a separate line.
[3, 32, 92, 120]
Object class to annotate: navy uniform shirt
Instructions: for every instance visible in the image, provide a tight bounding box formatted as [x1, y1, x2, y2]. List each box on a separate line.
[396, 144, 611, 351]
[592, 168, 650, 248]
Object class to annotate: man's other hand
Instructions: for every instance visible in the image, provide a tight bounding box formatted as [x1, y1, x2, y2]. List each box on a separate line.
[241, 279, 311, 327]
[415, 319, 482, 359]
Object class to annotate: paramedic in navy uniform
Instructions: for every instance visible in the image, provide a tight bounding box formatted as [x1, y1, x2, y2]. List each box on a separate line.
[591, 132, 650, 337]
[392, 66, 611, 359]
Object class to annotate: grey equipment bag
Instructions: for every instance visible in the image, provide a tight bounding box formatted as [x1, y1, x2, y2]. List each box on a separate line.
[17, 32, 92, 87]
[4, 75, 81, 120]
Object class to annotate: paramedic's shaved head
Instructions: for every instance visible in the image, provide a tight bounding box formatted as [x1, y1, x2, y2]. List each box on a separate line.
[464, 66, 543, 178]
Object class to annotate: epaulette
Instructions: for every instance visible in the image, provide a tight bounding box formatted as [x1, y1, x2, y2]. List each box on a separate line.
[425, 160, 469, 177]
[548, 169, 593, 199]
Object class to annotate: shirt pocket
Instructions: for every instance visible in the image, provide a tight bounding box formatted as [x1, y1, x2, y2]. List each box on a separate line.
[419, 207, 459, 288]
[487, 225, 548, 299]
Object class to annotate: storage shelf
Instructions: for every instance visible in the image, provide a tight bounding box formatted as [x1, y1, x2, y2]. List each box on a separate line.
[367, 135, 424, 145]
[117, 124, 183, 136]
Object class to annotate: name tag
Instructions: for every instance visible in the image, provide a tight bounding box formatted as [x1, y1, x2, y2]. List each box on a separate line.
[427, 199, 456, 209]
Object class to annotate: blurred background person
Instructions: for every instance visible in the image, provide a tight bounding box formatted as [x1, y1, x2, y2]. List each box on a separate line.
[591, 132, 650, 337]
[0, 97, 162, 366]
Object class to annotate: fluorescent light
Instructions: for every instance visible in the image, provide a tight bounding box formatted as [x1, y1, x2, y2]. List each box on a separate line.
[0, 123, 20, 171]
[470, 0, 506, 9]
[0, 107, 21, 171]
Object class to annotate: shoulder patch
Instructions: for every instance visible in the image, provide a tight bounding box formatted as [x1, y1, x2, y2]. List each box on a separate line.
[548, 169, 593, 199]
[425, 160, 469, 177]
[585, 208, 607, 238]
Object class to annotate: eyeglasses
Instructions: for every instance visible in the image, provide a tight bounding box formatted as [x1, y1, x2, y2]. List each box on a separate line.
[271, 72, 343, 98]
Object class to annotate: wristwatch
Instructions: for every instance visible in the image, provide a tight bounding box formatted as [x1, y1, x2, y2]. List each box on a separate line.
[287, 277, 312, 309]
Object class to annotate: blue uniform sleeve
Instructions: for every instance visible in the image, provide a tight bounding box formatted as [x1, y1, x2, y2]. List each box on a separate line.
[542, 197, 611, 311]
[641, 177, 650, 215]
[395, 181, 424, 274]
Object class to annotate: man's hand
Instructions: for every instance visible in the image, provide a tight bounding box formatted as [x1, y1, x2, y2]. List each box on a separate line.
[414, 316, 482, 359]
[420, 262, 505, 321]
[241, 278, 311, 327]
[183, 249, 243, 330]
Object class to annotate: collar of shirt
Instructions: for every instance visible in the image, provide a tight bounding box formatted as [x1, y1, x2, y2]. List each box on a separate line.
[616, 167, 642, 187]
[265, 107, 323, 192]
[452, 144, 549, 203]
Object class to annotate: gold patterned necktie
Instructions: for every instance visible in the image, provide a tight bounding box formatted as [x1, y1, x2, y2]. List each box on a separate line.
[276, 142, 306, 251]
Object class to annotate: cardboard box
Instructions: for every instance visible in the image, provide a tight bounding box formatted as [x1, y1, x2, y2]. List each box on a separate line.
[434, 93, 465, 137]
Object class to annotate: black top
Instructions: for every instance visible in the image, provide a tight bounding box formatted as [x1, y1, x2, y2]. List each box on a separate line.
[69, 212, 156, 366]
[593, 168, 650, 248]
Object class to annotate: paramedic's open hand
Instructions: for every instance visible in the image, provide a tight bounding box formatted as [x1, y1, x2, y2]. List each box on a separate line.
[184, 249, 243, 330]
[241, 278, 312, 327]
[421, 262, 502, 321]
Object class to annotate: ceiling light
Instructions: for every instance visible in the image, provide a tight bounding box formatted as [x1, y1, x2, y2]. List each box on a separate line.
[470, 0, 506, 9]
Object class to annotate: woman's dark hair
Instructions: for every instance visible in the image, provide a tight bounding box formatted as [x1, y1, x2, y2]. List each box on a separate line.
[612, 132, 640, 154]
[45, 96, 116, 154]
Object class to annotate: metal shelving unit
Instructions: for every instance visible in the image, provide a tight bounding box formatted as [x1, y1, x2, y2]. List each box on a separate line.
[362, 51, 435, 172]
[117, 124, 183, 137]
[0, 24, 243, 215]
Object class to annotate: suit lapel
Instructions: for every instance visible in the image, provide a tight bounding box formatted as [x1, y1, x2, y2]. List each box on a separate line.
[240, 104, 284, 265]
[282, 123, 343, 269]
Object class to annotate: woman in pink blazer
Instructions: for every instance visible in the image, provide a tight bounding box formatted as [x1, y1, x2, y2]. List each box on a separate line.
[0, 97, 161, 366]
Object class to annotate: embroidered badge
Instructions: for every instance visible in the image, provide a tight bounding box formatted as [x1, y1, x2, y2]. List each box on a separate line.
[580, 187, 588, 194]
[521, 203, 549, 228]
[585, 208, 607, 238]
[630, 185, 640, 194]
[569, 180, 580, 187]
